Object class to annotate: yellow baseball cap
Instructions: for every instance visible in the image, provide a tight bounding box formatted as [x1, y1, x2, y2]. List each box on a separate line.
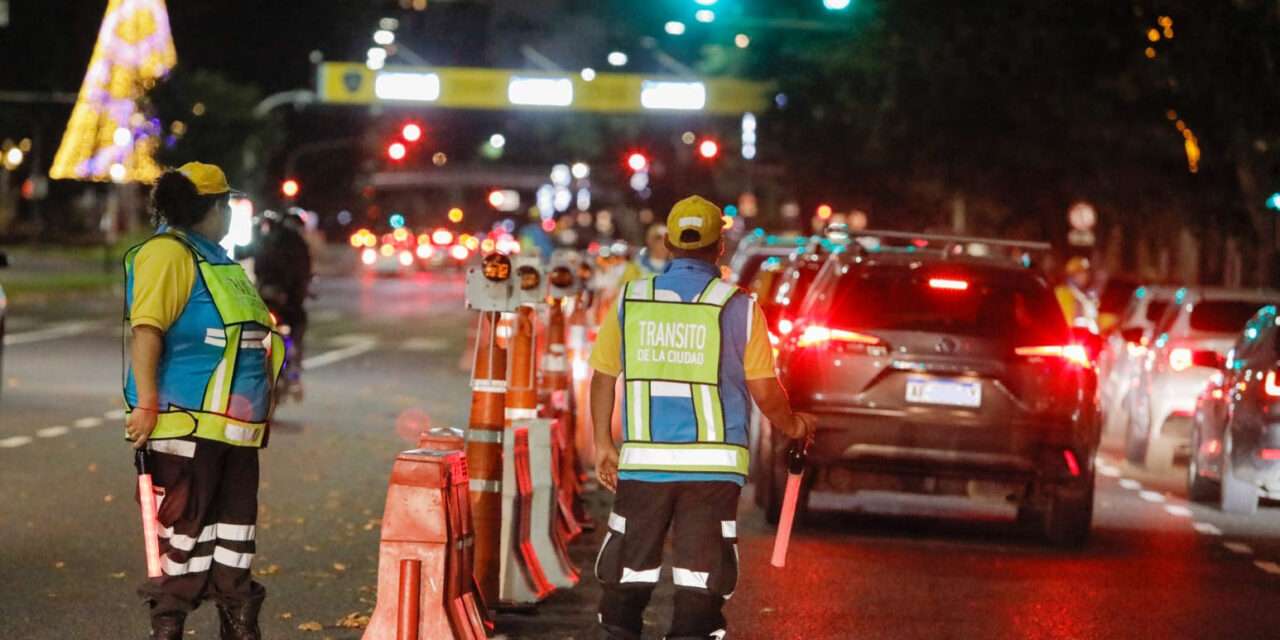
[177, 162, 233, 196]
[666, 195, 723, 250]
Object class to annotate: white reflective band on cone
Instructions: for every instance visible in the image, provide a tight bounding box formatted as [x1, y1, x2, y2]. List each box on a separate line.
[550, 344, 566, 354]
[542, 355, 566, 372]
[467, 429, 503, 444]
[620, 567, 660, 584]
[673, 567, 710, 589]
[471, 378, 507, 392]
[608, 512, 626, 534]
[217, 523, 256, 542]
[470, 479, 501, 493]
[721, 521, 736, 538]
[213, 546, 254, 569]
[505, 407, 538, 420]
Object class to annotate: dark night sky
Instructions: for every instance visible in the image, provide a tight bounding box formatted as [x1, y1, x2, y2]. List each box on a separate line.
[3, 1, 381, 94]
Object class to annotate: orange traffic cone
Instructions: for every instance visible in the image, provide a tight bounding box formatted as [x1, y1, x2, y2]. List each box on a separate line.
[465, 311, 507, 610]
[540, 299, 583, 541]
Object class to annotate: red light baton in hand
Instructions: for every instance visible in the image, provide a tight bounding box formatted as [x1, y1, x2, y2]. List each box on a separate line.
[770, 441, 808, 568]
[135, 450, 163, 578]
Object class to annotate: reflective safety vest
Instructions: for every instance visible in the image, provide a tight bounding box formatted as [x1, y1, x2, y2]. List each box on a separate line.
[123, 230, 285, 447]
[1055, 283, 1099, 333]
[619, 276, 749, 477]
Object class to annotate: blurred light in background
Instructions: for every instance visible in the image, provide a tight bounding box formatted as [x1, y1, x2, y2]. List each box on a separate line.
[571, 162, 590, 179]
[695, 9, 715, 23]
[665, 21, 686, 35]
[580, 67, 597, 81]
[373, 29, 395, 45]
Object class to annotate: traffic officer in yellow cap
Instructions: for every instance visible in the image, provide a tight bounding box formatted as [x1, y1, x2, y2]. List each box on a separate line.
[124, 162, 284, 640]
[588, 195, 815, 639]
[1055, 256, 1098, 333]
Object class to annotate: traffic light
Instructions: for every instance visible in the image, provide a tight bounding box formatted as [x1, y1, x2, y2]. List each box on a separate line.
[401, 122, 423, 142]
[627, 152, 648, 172]
[387, 141, 407, 161]
[697, 138, 720, 160]
[281, 178, 299, 199]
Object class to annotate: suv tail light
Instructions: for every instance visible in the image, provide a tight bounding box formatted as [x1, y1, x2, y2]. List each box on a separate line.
[1169, 347, 1193, 372]
[928, 277, 969, 291]
[1265, 371, 1280, 398]
[796, 325, 887, 354]
[1015, 344, 1091, 369]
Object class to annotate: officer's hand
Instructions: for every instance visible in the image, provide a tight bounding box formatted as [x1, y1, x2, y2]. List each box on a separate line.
[126, 409, 158, 450]
[596, 440, 620, 493]
[785, 412, 817, 443]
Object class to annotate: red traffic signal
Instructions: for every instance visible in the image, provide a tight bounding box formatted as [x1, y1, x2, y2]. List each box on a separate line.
[401, 123, 423, 142]
[697, 138, 720, 160]
[387, 141, 407, 161]
[627, 152, 648, 172]
[281, 178, 300, 198]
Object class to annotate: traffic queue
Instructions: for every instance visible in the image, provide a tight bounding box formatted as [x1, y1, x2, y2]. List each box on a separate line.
[119, 168, 1280, 639]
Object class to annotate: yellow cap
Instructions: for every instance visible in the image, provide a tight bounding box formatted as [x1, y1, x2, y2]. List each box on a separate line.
[176, 162, 232, 196]
[666, 195, 723, 250]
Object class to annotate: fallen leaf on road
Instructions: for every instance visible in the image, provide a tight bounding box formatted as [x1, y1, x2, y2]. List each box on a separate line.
[304, 544, 319, 552]
[103, 494, 114, 503]
[110, 572, 127, 579]
[336, 612, 370, 628]
[279, 612, 294, 620]
[332, 562, 347, 572]
[298, 621, 323, 632]
[362, 519, 381, 531]
[88, 463, 98, 472]
[54, 561, 65, 569]
[255, 564, 281, 576]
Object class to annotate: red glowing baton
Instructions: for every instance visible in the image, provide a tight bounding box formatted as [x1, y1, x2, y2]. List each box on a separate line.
[770, 441, 808, 568]
[135, 450, 163, 578]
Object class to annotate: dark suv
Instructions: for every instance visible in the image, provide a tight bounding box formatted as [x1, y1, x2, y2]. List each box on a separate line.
[761, 234, 1100, 546]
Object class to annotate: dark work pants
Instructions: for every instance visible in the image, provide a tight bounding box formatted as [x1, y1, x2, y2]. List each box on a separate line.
[136, 438, 264, 617]
[595, 480, 741, 640]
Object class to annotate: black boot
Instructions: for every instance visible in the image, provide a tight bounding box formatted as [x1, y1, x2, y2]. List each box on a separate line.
[149, 611, 185, 640]
[217, 598, 263, 640]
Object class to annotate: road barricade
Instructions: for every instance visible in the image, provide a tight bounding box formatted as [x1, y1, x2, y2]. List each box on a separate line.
[363, 446, 486, 640]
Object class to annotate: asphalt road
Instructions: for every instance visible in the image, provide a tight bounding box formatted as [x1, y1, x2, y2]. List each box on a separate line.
[5, 266, 1280, 639]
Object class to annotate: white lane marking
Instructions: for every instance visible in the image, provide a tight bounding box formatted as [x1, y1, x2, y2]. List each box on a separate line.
[302, 340, 378, 369]
[1193, 522, 1223, 536]
[311, 309, 342, 323]
[328, 333, 378, 347]
[1254, 561, 1280, 575]
[1098, 465, 1121, 478]
[3, 321, 100, 346]
[1224, 542, 1253, 555]
[36, 426, 70, 438]
[74, 417, 103, 429]
[104, 409, 127, 420]
[1118, 478, 1143, 491]
[1139, 490, 1166, 503]
[1164, 505, 1192, 518]
[402, 337, 450, 352]
[0, 436, 33, 448]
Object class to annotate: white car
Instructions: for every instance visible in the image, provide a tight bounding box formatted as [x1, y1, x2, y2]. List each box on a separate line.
[1126, 287, 1280, 471]
[1098, 285, 1177, 437]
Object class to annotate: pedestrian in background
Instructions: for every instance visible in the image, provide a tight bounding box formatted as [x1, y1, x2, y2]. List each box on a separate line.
[124, 163, 284, 640]
[588, 195, 815, 640]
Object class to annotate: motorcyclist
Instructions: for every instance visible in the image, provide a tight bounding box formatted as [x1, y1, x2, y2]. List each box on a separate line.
[253, 210, 313, 400]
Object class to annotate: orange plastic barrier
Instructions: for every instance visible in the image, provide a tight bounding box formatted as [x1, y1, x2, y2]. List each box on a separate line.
[419, 429, 491, 636]
[363, 447, 486, 640]
[540, 300, 584, 541]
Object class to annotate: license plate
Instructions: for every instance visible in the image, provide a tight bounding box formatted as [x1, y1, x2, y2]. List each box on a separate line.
[905, 377, 982, 408]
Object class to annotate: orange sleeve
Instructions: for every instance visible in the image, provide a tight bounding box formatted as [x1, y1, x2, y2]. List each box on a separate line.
[588, 298, 623, 377]
[744, 300, 777, 379]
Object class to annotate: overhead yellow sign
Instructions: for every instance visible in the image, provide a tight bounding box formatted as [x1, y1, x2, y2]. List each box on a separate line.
[317, 63, 771, 116]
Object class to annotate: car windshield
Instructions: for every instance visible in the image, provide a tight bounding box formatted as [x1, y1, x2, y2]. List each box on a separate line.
[736, 253, 783, 287]
[828, 268, 1068, 344]
[1100, 280, 1139, 314]
[1190, 300, 1272, 334]
[1145, 301, 1170, 323]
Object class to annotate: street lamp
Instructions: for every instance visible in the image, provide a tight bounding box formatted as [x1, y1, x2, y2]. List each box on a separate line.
[823, 0, 852, 10]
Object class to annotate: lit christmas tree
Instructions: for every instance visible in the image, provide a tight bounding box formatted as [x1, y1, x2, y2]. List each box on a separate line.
[49, 0, 176, 184]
